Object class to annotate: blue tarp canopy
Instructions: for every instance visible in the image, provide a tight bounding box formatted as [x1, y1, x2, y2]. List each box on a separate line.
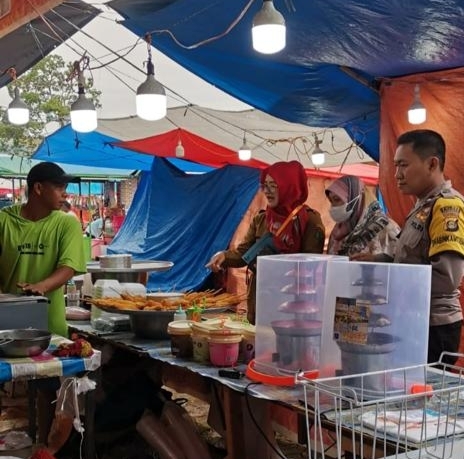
[33, 125, 214, 174]
[109, 0, 464, 161]
[109, 157, 260, 291]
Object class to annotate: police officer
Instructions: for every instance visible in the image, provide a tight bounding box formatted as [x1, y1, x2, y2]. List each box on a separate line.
[354, 130, 464, 365]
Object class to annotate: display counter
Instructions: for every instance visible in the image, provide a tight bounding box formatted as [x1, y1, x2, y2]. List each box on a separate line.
[68, 321, 409, 459]
[69, 321, 305, 459]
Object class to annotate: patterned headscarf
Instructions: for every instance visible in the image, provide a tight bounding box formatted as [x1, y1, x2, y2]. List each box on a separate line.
[326, 175, 365, 255]
[326, 175, 390, 256]
[260, 161, 309, 252]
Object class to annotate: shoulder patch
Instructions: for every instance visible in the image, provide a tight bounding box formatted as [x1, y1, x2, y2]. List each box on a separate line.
[429, 196, 464, 257]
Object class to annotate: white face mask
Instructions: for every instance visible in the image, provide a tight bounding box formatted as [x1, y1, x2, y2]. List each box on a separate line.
[329, 204, 352, 223]
[329, 194, 361, 223]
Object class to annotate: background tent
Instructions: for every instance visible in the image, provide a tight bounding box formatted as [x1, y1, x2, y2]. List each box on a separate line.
[32, 124, 213, 174]
[109, 157, 260, 291]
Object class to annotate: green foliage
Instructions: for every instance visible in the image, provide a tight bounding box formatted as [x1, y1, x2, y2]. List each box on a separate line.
[0, 55, 101, 158]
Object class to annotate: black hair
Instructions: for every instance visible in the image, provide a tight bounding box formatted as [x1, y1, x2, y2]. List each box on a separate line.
[397, 129, 445, 170]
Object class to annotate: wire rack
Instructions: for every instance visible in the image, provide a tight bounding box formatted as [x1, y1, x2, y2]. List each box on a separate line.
[296, 353, 464, 459]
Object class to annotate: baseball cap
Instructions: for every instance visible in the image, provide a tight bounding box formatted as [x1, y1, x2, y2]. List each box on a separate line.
[27, 162, 80, 187]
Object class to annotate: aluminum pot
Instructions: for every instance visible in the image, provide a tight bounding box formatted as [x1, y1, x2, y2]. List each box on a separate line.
[0, 329, 51, 357]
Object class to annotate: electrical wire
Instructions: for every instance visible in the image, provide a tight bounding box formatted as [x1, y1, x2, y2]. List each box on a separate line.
[244, 382, 291, 459]
[148, 0, 255, 50]
[16, 1, 371, 166]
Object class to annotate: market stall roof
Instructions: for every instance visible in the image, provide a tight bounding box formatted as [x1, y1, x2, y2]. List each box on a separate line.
[97, 106, 374, 170]
[109, 0, 464, 162]
[32, 124, 214, 174]
[0, 153, 132, 180]
[0, 1, 98, 87]
[0, 1, 374, 171]
[31, 123, 378, 184]
[115, 126, 379, 184]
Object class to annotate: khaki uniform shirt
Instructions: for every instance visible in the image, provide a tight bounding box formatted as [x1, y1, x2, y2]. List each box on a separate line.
[223, 207, 325, 323]
[394, 181, 464, 326]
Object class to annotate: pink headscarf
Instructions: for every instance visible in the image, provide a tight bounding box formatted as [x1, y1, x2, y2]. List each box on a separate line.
[260, 161, 309, 252]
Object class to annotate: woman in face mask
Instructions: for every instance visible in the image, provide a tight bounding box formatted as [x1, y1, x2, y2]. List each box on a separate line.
[325, 175, 400, 257]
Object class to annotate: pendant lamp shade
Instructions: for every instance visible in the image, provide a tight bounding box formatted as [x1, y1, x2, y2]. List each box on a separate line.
[8, 87, 29, 125]
[136, 60, 167, 121]
[70, 92, 97, 133]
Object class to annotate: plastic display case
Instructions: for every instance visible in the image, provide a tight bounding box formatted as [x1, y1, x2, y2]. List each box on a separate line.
[252, 254, 347, 380]
[319, 260, 431, 393]
[252, 255, 431, 389]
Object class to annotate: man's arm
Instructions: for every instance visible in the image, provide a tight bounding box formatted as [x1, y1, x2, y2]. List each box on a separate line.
[17, 265, 75, 296]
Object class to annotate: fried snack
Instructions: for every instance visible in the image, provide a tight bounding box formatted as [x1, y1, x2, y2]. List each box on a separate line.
[90, 290, 247, 312]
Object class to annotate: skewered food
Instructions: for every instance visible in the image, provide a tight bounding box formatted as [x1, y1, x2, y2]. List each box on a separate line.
[89, 289, 246, 312]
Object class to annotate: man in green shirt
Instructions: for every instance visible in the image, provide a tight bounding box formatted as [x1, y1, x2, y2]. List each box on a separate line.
[0, 162, 87, 337]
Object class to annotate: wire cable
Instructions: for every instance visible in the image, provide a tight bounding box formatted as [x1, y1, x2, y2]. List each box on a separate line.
[244, 381, 290, 459]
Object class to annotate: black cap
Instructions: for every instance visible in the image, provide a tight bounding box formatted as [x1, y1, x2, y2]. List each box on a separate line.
[27, 162, 80, 188]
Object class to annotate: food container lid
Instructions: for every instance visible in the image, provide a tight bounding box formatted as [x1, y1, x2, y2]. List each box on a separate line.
[190, 322, 213, 336]
[167, 320, 193, 335]
[119, 283, 146, 296]
[209, 333, 242, 344]
[147, 291, 184, 301]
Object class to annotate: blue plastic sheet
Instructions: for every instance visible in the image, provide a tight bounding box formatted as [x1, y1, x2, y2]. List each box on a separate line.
[109, 157, 259, 291]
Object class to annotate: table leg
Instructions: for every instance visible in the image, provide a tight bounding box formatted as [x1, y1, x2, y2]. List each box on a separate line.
[219, 383, 283, 459]
[83, 369, 100, 459]
[27, 380, 37, 443]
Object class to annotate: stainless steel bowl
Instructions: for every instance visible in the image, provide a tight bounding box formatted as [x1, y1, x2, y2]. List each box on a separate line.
[0, 329, 51, 357]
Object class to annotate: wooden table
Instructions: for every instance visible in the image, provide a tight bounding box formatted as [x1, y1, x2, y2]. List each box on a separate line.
[69, 323, 306, 459]
[0, 334, 101, 459]
[70, 322, 432, 459]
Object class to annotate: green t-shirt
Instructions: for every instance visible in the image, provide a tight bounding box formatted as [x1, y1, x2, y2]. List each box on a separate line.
[0, 205, 86, 336]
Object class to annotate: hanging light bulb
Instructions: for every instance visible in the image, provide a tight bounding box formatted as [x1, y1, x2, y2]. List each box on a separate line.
[238, 132, 252, 161]
[408, 84, 427, 125]
[136, 34, 167, 121]
[70, 59, 97, 133]
[175, 139, 185, 158]
[7, 68, 29, 125]
[252, 0, 286, 54]
[312, 136, 326, 167]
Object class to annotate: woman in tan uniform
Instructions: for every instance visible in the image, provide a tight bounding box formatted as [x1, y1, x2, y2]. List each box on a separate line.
[206, 160, 325, 324]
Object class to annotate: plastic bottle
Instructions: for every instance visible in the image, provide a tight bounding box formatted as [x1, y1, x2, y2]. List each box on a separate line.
[66, 279, 79, 308]
[173, 306, 186, 321]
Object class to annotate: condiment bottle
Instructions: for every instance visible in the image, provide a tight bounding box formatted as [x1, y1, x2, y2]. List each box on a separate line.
[66, 279, 79, 308]
[173, 306, 187, 321]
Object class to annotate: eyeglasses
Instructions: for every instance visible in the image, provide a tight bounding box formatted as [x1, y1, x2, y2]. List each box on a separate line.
[260, 182, 278, 193]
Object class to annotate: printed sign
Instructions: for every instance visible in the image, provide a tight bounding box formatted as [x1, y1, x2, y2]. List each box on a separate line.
[333, 296, 371, 345]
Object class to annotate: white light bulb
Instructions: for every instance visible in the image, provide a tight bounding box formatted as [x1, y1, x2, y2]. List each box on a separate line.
[252, 1, 286, 54]
[136, 72, 167, 121]
[8, 87, 29, 125]
[408, 85, 427, 125]
[238, 148, 252, 161]
[175, 140, 185, 158]
[311, 152, 325, 166]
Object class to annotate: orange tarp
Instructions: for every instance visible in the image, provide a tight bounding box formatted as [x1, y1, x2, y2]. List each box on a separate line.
[380, 68, 464, 226]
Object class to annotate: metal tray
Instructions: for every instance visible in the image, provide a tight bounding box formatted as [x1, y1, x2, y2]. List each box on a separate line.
[86, 260, 174, 273]
[95, 304, 233, 316]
